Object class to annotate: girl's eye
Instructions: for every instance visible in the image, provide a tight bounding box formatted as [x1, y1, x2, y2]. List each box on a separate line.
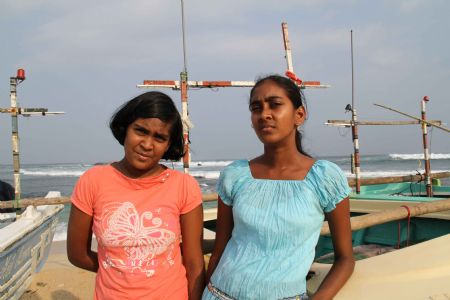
[249, 104, 261, 112]
[154, 134, 168, 142]
[270, 102, 282, 108]
[135, 128, 147, 135]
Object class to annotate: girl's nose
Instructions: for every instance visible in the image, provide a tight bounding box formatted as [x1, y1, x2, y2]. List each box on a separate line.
[141, 136, 153, 150]
[262, 106, 273, 119]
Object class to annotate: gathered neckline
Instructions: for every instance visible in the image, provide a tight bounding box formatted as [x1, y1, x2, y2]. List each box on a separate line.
[245, 159, 320, 182]
[107, 163, 172, 183]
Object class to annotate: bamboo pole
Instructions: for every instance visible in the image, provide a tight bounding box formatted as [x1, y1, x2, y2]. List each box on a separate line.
[347, 171, 450, 187]
[326, 120, 442, 126]
[374, 103, 450, 133]
[0, 193, 220, 209]
[320, 198, 450, 235]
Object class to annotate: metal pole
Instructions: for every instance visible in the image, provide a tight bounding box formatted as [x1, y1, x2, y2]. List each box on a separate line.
[10, 76, 21, 200]
[351, 30, 361, 193]
[180, 0, 190, 173]
[421, 96, 432, 197]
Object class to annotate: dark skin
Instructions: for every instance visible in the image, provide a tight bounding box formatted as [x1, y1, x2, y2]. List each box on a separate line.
[67, 205, 99, 272]
[67, 117, 205, 300]
[206, 80, 354, 299]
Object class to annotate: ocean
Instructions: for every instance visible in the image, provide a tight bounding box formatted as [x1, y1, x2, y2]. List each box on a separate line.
[1, 153, 449, 242]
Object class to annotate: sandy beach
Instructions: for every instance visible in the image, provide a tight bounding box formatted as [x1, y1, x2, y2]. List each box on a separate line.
[19, 230, 215, 300]
[20, 241, 96, 300]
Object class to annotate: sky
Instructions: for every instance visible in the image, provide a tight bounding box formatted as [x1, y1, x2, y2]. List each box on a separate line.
[0, 0, 449, 164]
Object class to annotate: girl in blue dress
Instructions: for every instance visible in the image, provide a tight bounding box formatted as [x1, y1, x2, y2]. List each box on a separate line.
[203, 75, 355, 300]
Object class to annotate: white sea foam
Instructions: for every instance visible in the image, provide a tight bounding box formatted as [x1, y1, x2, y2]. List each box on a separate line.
[21, 169, 85, 177]
[389, 153, 450, 160]
[53, 220, 68, 241]
[190, 171, 221, 179]
[191, 161, 233, 167]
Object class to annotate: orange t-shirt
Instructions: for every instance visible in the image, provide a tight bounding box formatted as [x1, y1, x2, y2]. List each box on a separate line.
[71, 165, 202, 300]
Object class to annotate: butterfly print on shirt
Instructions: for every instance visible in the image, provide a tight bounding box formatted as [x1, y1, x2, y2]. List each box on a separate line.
[99, 201, 177, 277]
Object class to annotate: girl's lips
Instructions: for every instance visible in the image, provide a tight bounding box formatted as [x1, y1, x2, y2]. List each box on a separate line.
[260, 127, 275, 134]
[136, 152, 151, 160]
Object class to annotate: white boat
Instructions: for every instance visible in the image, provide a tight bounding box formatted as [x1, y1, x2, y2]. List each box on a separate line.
[307, 233, 450, 299]
[0, 193, 64, 300]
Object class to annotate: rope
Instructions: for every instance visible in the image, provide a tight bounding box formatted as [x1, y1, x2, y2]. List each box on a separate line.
[396, 205, 411, 248]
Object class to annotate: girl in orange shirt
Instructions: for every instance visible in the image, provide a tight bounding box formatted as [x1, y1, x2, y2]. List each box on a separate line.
[67, 91, 205, 299]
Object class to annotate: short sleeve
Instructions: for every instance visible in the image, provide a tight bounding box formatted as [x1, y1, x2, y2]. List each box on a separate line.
[312, 161, 352, 213]
[216, 160, 245, 206]
[179, 174, 202, 214]
[71, 168, 96, 216]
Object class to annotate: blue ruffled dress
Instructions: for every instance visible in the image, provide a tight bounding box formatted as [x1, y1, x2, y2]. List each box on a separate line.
[202, 160, 351, 300]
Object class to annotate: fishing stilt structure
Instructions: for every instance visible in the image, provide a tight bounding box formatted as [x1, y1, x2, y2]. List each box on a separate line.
[138, 22, 329, 173]
[1, 69, 64, 200]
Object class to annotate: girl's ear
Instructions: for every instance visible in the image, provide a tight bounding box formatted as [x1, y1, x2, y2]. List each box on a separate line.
[295, 106, 306, 126]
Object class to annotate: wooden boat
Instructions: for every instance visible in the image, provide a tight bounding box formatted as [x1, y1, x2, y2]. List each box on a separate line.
[0, 193, 64, 300]
[308, 233, 450, 299]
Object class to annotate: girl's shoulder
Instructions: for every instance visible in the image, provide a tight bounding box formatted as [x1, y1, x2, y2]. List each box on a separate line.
[309, 160, 345, 178]
[221, 159, 249, 177]
[225, 159, 249, 170]
[81, 164, 114, 178]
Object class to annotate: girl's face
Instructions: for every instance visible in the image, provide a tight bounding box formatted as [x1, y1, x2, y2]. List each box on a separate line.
[249, 80, 305, 147]
[122, 117, 171, 177]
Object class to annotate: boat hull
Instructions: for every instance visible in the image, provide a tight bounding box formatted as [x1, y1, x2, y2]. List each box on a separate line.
[0, 205, 64, 300]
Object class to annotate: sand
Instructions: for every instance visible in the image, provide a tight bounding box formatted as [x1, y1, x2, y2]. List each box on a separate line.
[20, 241, 96, 300]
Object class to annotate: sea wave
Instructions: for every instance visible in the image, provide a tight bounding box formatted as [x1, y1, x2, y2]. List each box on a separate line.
[53, 220, 68, 241]
[21, 169, 85, 177]
[191, 161, 233, 167]
[389, 153, 450, 160]
[190, 171, 221, 179]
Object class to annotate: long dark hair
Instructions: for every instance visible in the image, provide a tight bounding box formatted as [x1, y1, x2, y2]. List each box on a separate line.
[109, 91, 185, 161]
[250, 75, 310, 157]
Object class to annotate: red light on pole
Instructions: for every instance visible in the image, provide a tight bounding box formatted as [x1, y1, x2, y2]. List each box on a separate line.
[16, 69, 26, 80]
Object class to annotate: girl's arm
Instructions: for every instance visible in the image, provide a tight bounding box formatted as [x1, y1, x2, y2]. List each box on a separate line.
[181, 204, 205, 300]
[66, 204, 99, 272]
[312, 197, 355, 300]
[205, 197, 234, 283]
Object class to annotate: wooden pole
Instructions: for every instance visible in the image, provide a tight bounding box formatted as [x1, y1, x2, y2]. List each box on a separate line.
[139, 80, 329, 89]
[180, 71, 190, 174]
[421, 96, 432, 197]
[326, 120, 442, 126]
[350, 30, 361, 194]
[282, 22, 294, 73]
[0, 193, 220, 209]
[347, 171, 450, 187]
[374, 103, 450, 133]
[10, 75, 22, 200]
[320, 198, 450, 235]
